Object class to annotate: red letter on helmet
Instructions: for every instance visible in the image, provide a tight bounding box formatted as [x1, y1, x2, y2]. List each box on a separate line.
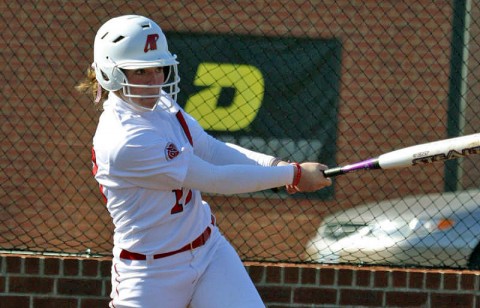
[144, 34, 160, 52]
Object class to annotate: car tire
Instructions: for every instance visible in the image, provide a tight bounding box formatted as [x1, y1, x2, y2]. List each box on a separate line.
[467, 244, 480, 270]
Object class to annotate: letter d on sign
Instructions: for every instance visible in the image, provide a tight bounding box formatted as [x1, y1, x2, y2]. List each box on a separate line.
[184, 63, 264, 131]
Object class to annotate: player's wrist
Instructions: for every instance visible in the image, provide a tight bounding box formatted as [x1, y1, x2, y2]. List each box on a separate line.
[290, 162, 302, 187]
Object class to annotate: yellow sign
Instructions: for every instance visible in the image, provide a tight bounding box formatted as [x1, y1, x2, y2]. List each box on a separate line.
[184, 63, 264, 131]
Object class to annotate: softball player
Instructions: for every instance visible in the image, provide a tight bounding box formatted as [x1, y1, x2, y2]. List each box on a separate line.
[77, 15, 331, 308]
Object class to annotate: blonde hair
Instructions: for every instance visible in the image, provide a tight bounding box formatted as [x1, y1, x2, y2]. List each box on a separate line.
[75, 67, 109, 104]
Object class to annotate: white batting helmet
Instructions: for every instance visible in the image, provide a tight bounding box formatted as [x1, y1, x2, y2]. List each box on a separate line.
[92, 15, 180, 108]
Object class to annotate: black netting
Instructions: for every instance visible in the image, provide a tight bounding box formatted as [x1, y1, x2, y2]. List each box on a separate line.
[1, 0, 480, 269]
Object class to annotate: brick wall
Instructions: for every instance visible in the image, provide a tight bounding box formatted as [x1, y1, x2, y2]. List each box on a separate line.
[0, 255, 110, 308]
[1, 254, 479, 308]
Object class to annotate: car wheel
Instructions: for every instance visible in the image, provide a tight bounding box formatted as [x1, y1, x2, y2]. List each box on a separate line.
[467, 244, 480, 270]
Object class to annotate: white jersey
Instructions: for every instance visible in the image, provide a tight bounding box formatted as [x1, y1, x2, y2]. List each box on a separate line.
[93, 94, 212, 255]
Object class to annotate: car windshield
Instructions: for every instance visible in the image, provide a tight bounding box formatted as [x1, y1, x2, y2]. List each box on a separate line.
[366, 219, 412, 238]
[323, 223, 368, 240]
[324, 219, 413, 240]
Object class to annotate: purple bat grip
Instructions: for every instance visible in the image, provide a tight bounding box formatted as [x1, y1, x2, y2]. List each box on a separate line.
[323, 158, 380, 177]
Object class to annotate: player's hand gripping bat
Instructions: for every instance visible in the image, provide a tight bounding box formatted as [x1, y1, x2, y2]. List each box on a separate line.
[323, 133, 480, 177]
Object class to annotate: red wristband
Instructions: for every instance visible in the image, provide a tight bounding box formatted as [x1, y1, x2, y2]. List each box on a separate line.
[291, 163, 301, 187]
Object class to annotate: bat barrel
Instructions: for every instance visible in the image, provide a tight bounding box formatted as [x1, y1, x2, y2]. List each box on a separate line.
[321, 133, 480, 178]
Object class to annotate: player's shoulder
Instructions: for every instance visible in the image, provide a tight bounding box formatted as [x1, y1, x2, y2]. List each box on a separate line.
[98, 108, 161, 145]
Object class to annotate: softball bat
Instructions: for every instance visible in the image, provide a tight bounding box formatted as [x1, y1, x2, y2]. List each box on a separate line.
[323, 133, 480, 177]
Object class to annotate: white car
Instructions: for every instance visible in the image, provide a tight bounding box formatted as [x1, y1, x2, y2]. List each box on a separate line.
[305, 189, 480, 268]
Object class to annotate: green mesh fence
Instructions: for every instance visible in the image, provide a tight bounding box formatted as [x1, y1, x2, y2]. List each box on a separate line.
[1, 0, 480, 269]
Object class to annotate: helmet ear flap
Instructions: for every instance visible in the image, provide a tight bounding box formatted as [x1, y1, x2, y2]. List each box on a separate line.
[111, 67, 126, 89]
[93, 63, 125, 91]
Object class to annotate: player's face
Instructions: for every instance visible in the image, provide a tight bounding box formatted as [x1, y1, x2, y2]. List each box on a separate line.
[122, 67, 165, 109]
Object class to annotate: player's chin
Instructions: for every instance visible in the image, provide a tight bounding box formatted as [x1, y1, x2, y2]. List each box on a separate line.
[135, 97, 158, 109]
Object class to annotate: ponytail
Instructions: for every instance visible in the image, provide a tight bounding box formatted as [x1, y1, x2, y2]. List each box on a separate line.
[75, 67, 108, 105]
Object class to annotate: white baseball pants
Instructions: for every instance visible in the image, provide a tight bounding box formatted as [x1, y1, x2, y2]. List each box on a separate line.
[109, 227, 265, 308]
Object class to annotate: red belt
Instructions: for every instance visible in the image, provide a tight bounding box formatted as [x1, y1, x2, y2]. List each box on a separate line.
[120, 221, 214, 260]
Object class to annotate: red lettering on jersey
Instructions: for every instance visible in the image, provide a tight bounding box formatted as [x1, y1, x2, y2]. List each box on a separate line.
[91, 147, 98, 175]
[170, 189, 193, 214]
[91, 147, 107, 204]
[144, 34, 159, 52]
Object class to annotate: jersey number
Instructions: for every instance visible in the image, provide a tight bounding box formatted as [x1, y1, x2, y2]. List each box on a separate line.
[91, 147, 107, 204]
[170, 189, 193, 214]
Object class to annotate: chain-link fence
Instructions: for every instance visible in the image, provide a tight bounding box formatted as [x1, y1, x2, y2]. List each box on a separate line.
[1, 0, 480, 269]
